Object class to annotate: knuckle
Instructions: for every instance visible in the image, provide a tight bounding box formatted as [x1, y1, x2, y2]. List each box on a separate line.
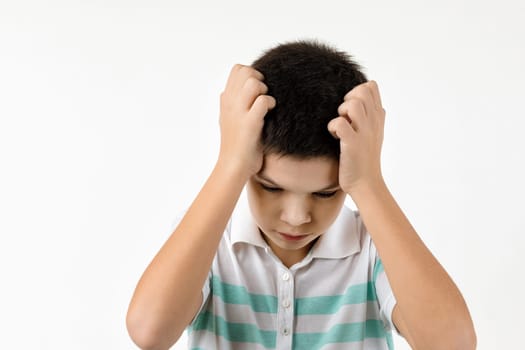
[337, 103, 347, 115]
[331, 117, 342, 127]
[347, 97, 365, 112]
[260, 94, 273, 105]
[252, 95, 274, 111]
[359, 81, 374, 95]
[239, 65, 257, 77]
[232, 63, 244, 71]
[230, 64, 247, 77]
[220, 92, 233, 109]
[345, 88, 363, 101]
[355, 87, 370, 101]
[335, 116, 348, 127]
[238, 65, 249, 73]
[244, 76, 258, 89]
[244, 77, 266, 95]
[252, 67, 264, 80]
[253, 94, 268, 107]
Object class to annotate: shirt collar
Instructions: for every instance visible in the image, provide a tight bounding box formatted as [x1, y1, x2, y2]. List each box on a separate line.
[230, 192, 268, 248]
[310, 205, 361, 259]
[230, 192, 361, 259]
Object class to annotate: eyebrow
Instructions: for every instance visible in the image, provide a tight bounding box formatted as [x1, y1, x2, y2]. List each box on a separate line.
[254, 174, 340, 192]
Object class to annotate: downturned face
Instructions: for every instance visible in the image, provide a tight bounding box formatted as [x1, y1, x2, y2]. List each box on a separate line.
[246, 154, 346, 265]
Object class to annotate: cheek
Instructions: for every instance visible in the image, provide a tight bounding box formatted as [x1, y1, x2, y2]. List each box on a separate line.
[247, 185, 274, 222]
[255, 195, 279, 221]
[315, 196, 346, 226]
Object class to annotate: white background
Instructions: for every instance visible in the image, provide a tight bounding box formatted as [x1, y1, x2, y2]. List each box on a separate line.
[1, 1, 523, 349]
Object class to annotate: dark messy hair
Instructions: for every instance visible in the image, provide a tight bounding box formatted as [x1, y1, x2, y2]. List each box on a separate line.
[252, 39, 367, 160]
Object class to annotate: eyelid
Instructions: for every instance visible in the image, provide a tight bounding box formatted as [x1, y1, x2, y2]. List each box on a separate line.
[260, 183, 282, 191]
[259, 181, 338, 197]
[313, 190, 338, 198]
[257, 178, 277, 187]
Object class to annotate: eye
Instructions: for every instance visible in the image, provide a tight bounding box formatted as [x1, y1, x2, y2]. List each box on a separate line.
[313, 191, 338, 198]
[260, 183, 282, 193]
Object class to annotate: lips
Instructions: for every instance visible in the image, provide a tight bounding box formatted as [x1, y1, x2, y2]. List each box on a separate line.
[278, 232, 310, 241]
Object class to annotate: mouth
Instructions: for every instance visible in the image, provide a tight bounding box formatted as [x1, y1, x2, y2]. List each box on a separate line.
[278, 232, 310, 241]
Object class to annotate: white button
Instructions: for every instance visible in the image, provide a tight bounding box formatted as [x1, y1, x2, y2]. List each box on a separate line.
[282, 327, 290, 336]
[282, 299, 291, 308]
[282, 272, 290, 281]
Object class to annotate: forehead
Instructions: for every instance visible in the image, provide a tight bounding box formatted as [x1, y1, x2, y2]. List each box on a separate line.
[256, 154, 339, 190]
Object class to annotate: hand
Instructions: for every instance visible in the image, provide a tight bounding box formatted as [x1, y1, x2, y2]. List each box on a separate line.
[217, 64, 276, 177]
[327, 80, 386, 195]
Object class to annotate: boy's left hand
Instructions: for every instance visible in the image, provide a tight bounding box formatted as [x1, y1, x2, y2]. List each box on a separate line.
[327, 80, 386, 195]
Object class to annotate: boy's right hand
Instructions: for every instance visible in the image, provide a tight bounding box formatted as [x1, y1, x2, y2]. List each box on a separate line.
[217, 64, 276, 178]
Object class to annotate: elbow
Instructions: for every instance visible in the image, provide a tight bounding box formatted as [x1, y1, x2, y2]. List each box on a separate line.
[412, 318, 477, 350]
[455, 324, 477, 350]
[126, 311, 162, 350]
[126, 306, 182, 350]
[449, 315, 477, 350]
[435, 322, 477, 350]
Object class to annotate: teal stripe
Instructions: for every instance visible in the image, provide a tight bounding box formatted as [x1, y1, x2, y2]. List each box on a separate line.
[373, 258, 385, 283]
[211, 275, 278, 313]
[386, 331, 394, 350]
[191, 310, 277, 348]
[295, 282, 377, 315]
[293, 319, 387, 349]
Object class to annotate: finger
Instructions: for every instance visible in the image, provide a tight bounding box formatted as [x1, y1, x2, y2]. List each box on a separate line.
[245, 66, 265, 81]
[249, 95, 276, 120]
[240, 77, 269, 110]
[343, 81, 373, 101]
[229, 64, 264, 80]
[338, 97, 366, 117]
[224, 64, 244, 91]
[367, 80, 384, 111]
[338, 98, 365, 131]
[343, 83, 375, 116]
[225, 64, 265, 92]
[327, 116, 356, 141]
[336, 104, 353, 129]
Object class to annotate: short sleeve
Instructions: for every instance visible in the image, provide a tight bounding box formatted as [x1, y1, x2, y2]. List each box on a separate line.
[189, 271, 212, 326]
[373, 255, 398, 334]
[356, 211, 398, 334]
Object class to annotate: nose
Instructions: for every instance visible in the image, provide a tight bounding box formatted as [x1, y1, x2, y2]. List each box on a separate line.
[280, 197, 311, 227]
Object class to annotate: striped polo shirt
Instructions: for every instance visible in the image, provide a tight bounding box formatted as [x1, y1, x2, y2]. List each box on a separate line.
[185, 193, 397, 349]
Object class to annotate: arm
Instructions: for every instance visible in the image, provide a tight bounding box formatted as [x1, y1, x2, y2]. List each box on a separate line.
[328, 81, 476, 350]
[126, 64, 275, 350]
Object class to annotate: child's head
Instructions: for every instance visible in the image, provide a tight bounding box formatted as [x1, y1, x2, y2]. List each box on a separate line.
[251, 39, 367, 160]
[246, 40, 367, 266]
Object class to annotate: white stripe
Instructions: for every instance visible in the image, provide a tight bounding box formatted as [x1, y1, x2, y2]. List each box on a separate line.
[206, 294, 277, 331]
[294, 301, 383, 333]
[189, 330, 273, 350]
[319, 336, 391, 350]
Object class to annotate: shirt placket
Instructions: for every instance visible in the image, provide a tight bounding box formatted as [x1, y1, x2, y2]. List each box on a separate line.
[276, 267, 294, 349]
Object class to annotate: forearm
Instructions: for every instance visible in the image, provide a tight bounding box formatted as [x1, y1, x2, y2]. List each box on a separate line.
[127, 160, 249, 349]
[350, 179, 476, 350]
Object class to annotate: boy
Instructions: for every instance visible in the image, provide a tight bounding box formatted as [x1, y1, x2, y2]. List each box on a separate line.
[127, 40, 476, 350]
